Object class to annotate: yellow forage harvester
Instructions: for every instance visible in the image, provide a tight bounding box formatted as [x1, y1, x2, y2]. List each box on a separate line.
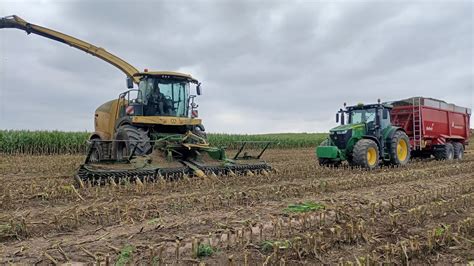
[1, 15, 273, 184]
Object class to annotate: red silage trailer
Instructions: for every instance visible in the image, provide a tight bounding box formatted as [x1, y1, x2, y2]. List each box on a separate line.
[390, 97, 471, 159]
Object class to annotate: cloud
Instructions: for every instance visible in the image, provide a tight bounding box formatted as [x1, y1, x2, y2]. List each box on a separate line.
[1, 0, 472, 133]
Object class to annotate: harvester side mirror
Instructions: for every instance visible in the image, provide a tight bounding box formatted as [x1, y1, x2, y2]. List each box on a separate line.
[196, 82, 202, 95]
[383, 109, 388, 119]
[341, 112, 345, 125]
[336, 113, 339, 123]
[126, 77, 133, 89]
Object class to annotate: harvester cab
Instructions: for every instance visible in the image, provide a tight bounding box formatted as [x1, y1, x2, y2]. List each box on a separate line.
[119, 73, 201, 120]
[1, 15, 273, 184]
[316, 100, 410, 169]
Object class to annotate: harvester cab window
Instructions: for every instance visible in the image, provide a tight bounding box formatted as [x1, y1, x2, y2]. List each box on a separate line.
[157, 82, 189, 117]
[139, 77, 189, 117]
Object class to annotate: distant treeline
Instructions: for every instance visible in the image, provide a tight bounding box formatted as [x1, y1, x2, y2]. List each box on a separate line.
[0, 130, 327, 155]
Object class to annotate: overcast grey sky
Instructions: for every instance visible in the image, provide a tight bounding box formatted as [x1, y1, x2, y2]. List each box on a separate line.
[1, 0, 472, 133]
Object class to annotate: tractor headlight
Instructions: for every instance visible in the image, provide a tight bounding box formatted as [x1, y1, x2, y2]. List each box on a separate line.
[336, 130, 348, 135]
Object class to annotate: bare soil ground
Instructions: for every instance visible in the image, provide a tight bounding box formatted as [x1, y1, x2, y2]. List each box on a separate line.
[0, 147, 472, 265]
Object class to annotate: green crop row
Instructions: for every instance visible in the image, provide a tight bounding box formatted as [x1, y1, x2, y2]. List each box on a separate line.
[0, 130, 327, 155]
[208, 133, 327, 149]
[0, 130, 90, 155]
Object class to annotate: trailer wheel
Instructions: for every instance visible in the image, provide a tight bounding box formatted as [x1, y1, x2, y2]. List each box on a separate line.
[452, 142, 464, 160]
[389, 130, 411, 166]
[353, 139, 379, 170]
[434, 143, 454, 160]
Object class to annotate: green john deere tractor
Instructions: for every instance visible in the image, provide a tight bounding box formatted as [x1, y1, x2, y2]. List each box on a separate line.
[316, 101, 411, 169]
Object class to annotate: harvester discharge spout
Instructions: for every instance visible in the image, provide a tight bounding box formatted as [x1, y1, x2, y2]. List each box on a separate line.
[76, 133, 273, 186]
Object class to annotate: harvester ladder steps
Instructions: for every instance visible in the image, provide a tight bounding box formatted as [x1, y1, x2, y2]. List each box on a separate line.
[412, 97, 422, 150]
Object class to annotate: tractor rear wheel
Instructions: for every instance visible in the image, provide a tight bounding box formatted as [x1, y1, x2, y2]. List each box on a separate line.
[389, 130, 411, 166]
[353, 139, 379, 169]
[434, 143, 454, 160]
[452, 142, 464, 160]
[114, 125, 152, 160]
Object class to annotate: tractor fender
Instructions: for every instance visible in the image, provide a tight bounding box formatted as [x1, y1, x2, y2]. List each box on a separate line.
[384, 127, 406, 147]
[361, 135, 381, 150]
[386, 126, 406, 140]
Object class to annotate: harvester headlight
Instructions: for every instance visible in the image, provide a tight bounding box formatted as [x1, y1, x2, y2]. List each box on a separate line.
[336, 130, 348, 135]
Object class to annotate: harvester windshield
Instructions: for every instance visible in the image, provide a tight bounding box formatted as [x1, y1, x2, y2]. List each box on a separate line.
[138, 77, 190, 117]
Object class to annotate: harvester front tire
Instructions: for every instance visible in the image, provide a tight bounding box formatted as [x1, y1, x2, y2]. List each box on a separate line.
[352, 139, 379, 170]
[452, 142, 464, 160]
[389, 130, 411, 166]
[114, 125, 152, 160]
[434, 143, 454, 160]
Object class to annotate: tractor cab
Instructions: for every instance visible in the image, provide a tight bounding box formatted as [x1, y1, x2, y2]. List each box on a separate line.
[335, 102, 392, 136]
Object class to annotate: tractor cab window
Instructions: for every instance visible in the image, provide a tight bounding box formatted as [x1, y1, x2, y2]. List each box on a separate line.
[380, 108, 391, 129]
[349, 108, 376, 124]
[138, 77, 190, 117]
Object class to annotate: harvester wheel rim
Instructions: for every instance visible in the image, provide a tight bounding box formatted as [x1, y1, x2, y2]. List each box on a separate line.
[397, 139, 408, 161]
[367, 147, 377, 166]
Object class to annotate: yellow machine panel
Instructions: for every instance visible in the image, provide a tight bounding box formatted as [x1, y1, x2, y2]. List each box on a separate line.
[132, 116, 202, 126]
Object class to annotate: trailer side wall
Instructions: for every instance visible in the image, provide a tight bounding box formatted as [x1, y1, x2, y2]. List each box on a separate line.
[391, 97, 470, 150]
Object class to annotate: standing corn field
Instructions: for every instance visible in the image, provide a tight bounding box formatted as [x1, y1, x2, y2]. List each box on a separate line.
[0, 130, 327, 155]
[0, 130, 89, 155]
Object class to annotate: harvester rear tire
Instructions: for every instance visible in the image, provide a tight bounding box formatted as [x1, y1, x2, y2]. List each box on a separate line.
[452, 142, 464, 160]
[434, 143, 454, 160]
[352, 139, 379, 170]
[389, 130, 411, 166]
[114, 125, 152, 160]
[89, 137, 102, 162]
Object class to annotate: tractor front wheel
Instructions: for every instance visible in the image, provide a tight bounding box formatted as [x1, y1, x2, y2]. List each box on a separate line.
[389, 130, 411, 166]
[352, 139, 379, 169]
